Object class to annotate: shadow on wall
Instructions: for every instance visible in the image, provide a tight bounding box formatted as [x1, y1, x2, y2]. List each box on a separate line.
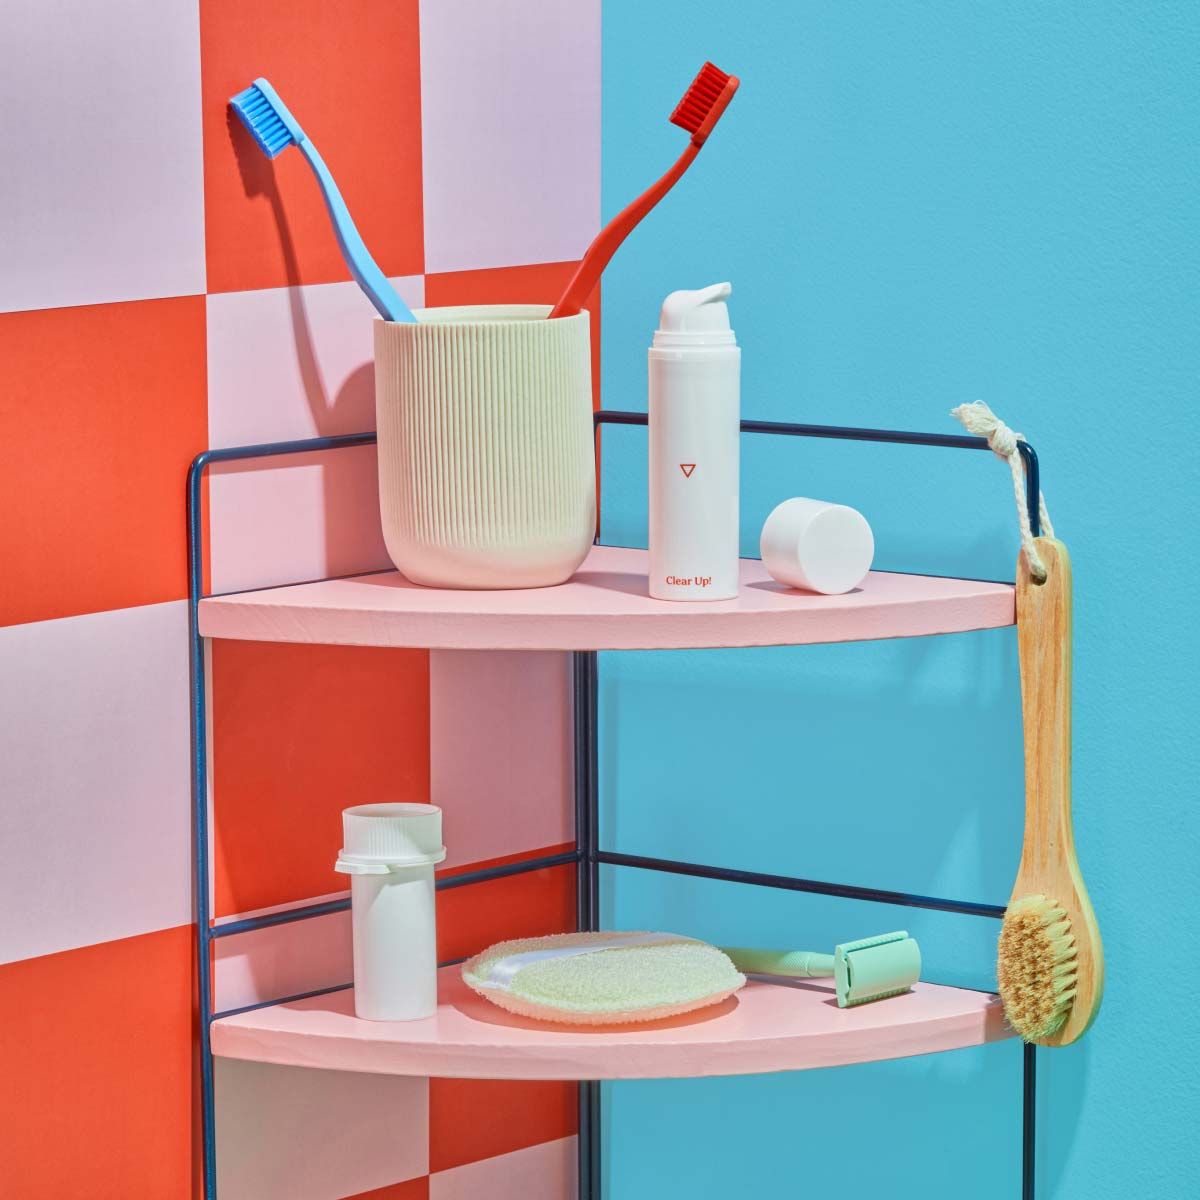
[1040, 1041, 1091, 1197]
[228, 107, 379, 574]
[598, 634, 1026, 919]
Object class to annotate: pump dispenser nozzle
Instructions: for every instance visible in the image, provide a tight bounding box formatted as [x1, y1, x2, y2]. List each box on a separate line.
[655, 282, 735, 346]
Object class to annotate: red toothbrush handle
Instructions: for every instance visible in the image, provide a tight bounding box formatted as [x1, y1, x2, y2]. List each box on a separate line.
[549, 141, 702, 319]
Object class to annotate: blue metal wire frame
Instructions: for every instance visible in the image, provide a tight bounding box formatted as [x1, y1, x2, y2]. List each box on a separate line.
[594, 850, 1006, 919]
[188, 413, 1042, 1200]
[1024, 1042, 1038, 1199]
[210, 849, 582, 940]
[592, 409, 1042, 541]
[573, 651, 602, 1200]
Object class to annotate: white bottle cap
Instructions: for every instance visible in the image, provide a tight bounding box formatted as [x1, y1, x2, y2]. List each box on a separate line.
[760, 498, 875, 595]
[653, 282, 736, 347]
[335, 803, 447, 875]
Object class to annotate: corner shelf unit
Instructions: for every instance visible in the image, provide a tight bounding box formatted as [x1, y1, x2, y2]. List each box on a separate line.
[188, 411, 1043, 1200]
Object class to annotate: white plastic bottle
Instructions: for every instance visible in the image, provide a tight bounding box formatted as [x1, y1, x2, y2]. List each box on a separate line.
[648, 282, 740, 601]
[334, 803, 446, 1021]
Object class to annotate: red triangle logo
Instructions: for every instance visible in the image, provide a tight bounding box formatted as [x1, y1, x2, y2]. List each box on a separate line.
[679, 464, 696, 478]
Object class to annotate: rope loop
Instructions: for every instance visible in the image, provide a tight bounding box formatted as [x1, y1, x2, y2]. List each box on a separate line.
[950, 401, 1055, 582]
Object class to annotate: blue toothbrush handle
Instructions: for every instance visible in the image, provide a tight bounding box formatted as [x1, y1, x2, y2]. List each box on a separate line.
[298, 140, 415, 323]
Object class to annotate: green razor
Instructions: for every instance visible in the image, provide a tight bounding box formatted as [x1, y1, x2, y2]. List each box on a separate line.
[722, 931, 921, 1007]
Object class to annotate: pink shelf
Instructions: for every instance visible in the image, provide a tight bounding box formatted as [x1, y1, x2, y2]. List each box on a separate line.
[198, 545, 1014, 650]
[211, 968, 1012, 1080]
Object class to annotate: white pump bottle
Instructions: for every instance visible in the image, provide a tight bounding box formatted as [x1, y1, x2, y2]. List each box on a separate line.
[648, 282, 740, 601]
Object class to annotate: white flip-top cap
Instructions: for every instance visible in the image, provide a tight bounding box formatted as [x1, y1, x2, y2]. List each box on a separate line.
[335, 803, 447, 875]
[653, 282, 736, 347]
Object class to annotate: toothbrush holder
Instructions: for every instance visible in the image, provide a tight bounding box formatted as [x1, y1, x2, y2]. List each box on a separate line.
[374, 304, 596, 589]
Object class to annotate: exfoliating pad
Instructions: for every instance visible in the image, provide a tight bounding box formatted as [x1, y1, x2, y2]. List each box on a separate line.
[462, 932, 746, 1025]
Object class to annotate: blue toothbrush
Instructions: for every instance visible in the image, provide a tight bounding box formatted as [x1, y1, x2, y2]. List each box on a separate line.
[230, 78, 415, 323]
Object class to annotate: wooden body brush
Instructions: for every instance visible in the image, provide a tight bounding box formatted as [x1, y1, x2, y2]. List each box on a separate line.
[997, 537, 1104, 1045]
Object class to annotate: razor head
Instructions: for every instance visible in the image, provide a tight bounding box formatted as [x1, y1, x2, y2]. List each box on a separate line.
[833, 931, 921, 1008]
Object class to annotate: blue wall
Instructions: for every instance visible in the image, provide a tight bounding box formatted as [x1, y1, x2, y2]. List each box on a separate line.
[599, 3, 1197, 1196]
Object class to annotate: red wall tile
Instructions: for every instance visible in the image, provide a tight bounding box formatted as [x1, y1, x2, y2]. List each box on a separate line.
[212, 639, 430, 917]
[0, 926, 194, 1198]
[430, 1078, 577, 1175]
[200, 0, 424, 293]
[437, 861, 576, 965]
[0, 297, 207, 627]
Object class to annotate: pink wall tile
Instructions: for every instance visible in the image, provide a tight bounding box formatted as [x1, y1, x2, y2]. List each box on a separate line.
[207, 276, 425, 448]
[216, 1060, 428, 1200]
[430, 1137, 576, 1200]
[0, 602, 191, 965]
[0, 1, 205, 313]
[430, 652, 574, 870]
[208, 446, 391, 594]
[214, 910, 352, 1015]
[419, 0, 600, 272]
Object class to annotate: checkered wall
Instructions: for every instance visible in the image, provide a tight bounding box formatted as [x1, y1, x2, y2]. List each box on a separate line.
[0, 2, 599, 1196]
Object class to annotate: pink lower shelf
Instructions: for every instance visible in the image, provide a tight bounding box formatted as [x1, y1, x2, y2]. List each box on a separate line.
[211, 968, 1013, 1080]
[198, 544, 1014, 651]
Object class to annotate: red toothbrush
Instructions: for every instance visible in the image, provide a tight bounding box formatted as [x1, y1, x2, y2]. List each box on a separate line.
[549, 62, 740, 320]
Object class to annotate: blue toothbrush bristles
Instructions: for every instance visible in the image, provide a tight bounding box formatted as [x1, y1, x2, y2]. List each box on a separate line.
[224, 77, 414, 322]
[230, 84, 294, 159]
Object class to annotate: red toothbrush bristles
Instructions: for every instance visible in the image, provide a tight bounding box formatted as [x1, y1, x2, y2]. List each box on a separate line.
[670, 62, 736, 141]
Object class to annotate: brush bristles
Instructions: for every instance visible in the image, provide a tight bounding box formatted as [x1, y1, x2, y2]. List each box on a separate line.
[669, 62, 732, 136]
[997, 894, 1078, 1041]
[230, 84, 294, 159]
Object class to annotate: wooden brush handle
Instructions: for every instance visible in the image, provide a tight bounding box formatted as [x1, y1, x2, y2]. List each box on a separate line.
[1014, 537, 1075, 885]
[1012, 536, 1105, 1045]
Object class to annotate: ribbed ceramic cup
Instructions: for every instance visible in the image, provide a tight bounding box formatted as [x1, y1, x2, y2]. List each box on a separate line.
[374, 305, 596, 589]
